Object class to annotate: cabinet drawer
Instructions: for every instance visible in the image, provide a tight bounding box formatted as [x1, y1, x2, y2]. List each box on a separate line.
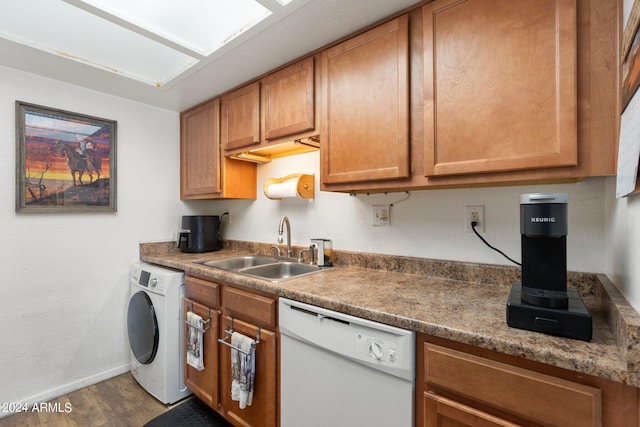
[223, 286, 276, 329]
[185, 275, 221, 309]
[424, 343, 601, 427]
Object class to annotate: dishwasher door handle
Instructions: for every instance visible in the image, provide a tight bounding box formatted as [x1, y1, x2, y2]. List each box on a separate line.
[289, 304, 349, 325]
[318, 314, 349, 325]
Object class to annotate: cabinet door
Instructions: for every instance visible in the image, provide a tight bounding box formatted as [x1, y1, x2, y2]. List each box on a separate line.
[222, 82, 261, 152]
[423, 343, 601, 427]
[219, 316, 277, 427]
[321, 15, 410, 184]
[181, 99, 257, 199]
[180, 99, 221, 198]
[184, 298, 220, 409]
[423, 0, 577, 176]
[424, 393, 519, 427]
[263, 57, 316, 140]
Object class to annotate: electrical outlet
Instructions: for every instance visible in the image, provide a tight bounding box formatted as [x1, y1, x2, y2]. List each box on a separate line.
[372, 205, 390, 226]
[465, 205, 484, 233]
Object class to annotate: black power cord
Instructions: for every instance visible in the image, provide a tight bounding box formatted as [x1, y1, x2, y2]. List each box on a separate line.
[471, 221, 521, 266]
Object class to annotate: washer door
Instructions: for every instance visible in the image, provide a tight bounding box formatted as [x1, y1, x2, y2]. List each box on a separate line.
[127, 291, 159, 364]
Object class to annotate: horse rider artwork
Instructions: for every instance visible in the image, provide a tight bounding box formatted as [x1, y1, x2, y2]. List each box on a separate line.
[55, 136, 102, 187]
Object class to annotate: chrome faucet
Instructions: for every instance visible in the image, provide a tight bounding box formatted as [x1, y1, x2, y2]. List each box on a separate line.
[278, 216, 293, 257]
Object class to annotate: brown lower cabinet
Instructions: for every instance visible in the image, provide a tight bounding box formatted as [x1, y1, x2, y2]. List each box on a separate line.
[219, 316, 277, 427]
[184, 298, 220, 408]
[417, 334, 639, 427]
[184, 275, 278, 427]
[184, 276, 221, 409]
[184, 277, 639, 427]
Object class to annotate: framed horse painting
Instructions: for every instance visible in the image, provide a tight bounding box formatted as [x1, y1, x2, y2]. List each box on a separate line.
[15, 101, 117, 212]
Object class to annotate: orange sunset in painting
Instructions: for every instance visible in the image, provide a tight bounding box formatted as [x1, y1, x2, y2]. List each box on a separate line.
[21, 107, 113, 208]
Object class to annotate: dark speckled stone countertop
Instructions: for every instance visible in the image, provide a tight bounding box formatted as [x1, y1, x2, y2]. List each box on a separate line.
[140, 240, 640, 388]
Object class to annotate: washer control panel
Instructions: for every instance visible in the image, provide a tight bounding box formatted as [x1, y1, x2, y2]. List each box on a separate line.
[136, 269, 165, 294]
[130, 262, 184, 296]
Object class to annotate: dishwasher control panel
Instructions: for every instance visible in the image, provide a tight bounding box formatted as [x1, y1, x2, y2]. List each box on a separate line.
[349, 323, 413, 376]
[356, 332, 399, 364]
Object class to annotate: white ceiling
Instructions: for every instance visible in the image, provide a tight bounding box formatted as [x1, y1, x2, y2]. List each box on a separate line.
[0, 0, 422, 112]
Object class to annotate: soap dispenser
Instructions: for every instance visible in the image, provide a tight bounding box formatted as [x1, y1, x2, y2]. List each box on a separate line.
[310, 239, 333, 267]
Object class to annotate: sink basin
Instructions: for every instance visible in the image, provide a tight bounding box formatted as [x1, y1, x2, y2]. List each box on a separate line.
[199, 255, 277, 270]
[196, 255, 324, 281]
[242, 262, 321, 280]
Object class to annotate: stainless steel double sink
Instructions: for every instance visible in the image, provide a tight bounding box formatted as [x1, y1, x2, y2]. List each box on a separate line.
[195, 255, 322, 281]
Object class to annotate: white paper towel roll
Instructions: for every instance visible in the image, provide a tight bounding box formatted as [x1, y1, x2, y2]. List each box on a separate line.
[265, 180, 299, 198]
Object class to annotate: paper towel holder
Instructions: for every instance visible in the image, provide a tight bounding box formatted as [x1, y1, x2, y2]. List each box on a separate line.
[264, 174, 314, 200]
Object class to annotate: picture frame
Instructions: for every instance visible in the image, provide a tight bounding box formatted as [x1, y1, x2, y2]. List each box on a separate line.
[618, 0, 640, 197]
[15, 101, 117, 212]
[622, 0, 640, 112]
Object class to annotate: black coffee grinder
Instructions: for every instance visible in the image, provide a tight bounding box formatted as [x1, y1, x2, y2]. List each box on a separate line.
[506, 193, 592, 341]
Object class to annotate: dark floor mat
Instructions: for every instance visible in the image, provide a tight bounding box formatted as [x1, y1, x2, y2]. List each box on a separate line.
[143, 397, 232, 427]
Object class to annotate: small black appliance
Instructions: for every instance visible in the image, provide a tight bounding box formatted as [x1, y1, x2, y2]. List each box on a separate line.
[177, 215, 222, 253]
[506, 193, 592, 341]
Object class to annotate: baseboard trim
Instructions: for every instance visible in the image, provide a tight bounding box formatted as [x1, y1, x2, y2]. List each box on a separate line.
[0, 364, 131, 419]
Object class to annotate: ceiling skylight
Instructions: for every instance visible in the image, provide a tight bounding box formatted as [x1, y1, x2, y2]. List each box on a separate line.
[79, 0, 272, 56]
[0, 0, 297, 87]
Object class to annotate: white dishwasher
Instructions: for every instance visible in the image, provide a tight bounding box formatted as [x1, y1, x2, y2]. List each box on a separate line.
[279, 298, 415, 427]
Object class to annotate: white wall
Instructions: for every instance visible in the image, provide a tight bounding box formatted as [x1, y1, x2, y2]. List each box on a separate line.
[0, 66, 183, 408]
[209, 151, 607, 273]
[604, 177, 640, 312]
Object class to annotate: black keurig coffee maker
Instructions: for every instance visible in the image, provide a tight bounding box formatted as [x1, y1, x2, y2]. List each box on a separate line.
[506, 193, 592, 341]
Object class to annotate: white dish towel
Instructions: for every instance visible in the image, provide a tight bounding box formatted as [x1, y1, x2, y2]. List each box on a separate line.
[231, 331, 256, 409]
[186, 311, 205, 371]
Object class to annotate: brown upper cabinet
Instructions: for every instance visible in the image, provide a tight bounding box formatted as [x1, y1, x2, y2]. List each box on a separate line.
[263, 56, 317, 141]
[223, 57, 320, 161]
[221, 82, 261, 152]
[321, 16, 410, 184]
[320, 0, 619, 193]
[180, 98, 257, 200]
[182, 0, 618, 194]
[423, 0, 577, 177]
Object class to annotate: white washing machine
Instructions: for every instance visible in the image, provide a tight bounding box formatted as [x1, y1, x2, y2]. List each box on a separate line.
[127, 262, 192, 404]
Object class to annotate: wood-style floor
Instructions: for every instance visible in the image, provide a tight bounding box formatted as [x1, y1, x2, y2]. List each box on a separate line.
[0, 373, 176, 427]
